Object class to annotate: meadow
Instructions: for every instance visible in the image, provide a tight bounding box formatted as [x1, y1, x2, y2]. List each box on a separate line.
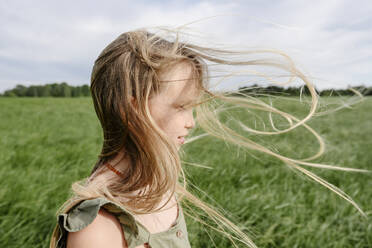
[0, 96, 371, 248]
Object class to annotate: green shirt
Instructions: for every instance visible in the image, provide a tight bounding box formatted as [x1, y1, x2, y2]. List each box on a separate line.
[55, 197, 191, 248]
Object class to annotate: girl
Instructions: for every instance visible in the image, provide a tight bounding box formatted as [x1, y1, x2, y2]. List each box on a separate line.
[49, 29, 367, 248]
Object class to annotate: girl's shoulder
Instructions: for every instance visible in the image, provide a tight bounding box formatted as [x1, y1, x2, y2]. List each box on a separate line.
[53, 197, 140, 248]
[52, 197, 191, 248]
[57, 198, 137, 233]
[66, 207, 126, 248]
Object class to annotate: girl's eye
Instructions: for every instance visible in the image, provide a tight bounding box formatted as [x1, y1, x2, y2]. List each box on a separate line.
[176, 102, 193, 111]
[176, 103, 185, 109]
[177, 105, 185, 111]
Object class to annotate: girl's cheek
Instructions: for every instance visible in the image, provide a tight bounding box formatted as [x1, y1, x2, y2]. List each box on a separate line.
[164, 111, 179, 124]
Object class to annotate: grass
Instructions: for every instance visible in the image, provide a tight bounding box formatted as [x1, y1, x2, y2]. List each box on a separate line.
[0, 96, 371, 247]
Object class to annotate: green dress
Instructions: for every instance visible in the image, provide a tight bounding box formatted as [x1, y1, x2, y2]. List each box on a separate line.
[54, 197, 191, 248]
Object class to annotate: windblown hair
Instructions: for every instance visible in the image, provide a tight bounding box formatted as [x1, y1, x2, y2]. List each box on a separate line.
[50, 28, 366, 248]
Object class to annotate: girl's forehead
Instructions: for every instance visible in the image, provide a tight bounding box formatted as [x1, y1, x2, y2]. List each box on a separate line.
[159, 63, 201, 102]
[161, 80, 200, 104]
[159, 62, 194, 83]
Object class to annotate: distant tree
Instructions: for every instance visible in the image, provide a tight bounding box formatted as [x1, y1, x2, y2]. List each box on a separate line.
[71, 86, 81, 97]
[286, 87, 299, 95]
[39, 85, 51, 97]
[51, 83, 64, 97]
[26, 86, 38, 97]
[80, 85, 90, 96]
[3, 91, 17, 97]
[365, 87, 372, 96]
[266, 86, 284, 94]
[13, 84, 28, 96]
[61, 82, 71, 97]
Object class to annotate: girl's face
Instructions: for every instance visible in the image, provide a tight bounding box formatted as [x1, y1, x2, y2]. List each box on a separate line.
[148, 62, 199, 148]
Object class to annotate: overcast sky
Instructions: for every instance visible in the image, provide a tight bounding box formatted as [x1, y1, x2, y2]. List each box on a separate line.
[1, 0, 371, 93]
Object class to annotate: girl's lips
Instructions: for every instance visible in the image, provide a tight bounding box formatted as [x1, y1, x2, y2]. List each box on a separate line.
[178, 136, 185, 144]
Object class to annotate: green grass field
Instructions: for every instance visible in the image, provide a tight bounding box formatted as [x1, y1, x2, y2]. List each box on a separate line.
[0, 96, 371, 248]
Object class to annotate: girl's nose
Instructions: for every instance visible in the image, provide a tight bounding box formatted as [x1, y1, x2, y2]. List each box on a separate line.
[185, 110, 195, 129]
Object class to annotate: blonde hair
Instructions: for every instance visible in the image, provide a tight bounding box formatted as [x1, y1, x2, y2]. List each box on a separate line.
[50, 28, 367, 248]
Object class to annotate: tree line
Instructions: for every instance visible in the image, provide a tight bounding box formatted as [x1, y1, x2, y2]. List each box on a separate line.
[1, 82, 371, 97]
[0, 83, 90, 97]
[235, 84, 372, 96]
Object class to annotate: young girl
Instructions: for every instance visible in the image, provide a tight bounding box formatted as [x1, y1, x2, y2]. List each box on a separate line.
[49, 29, 366, 248]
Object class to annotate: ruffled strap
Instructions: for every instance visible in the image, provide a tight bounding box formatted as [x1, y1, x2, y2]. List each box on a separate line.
[55, 198, 146, 248]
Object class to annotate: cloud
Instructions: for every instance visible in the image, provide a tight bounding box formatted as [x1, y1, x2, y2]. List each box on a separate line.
[0, 0, 371, 93]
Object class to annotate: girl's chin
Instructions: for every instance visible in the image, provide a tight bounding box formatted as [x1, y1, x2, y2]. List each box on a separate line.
[176, 141, 183, 150]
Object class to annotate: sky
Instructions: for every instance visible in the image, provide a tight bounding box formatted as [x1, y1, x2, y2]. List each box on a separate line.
[1, 0, 371, 93]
